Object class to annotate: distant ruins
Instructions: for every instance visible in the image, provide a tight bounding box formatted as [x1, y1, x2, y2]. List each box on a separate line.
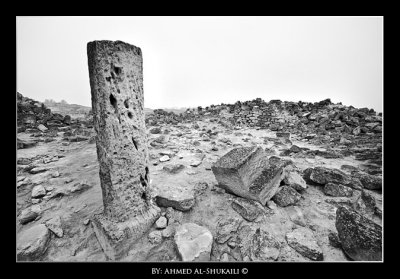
[87, 40, 160, 260]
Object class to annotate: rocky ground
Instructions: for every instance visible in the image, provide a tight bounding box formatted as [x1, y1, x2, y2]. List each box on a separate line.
[16, 94, 382, 262]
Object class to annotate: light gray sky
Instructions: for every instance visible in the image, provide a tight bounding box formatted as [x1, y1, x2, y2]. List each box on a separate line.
[17, 16, 383, 112]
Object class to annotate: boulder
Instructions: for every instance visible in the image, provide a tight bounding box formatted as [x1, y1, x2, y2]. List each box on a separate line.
[17, 224, 50, 261]
[335, 206, 382, 261]
[212, 146, 284, 204]
[286, 227, 323, 261]
[174, 223, 213, 261]
[159, 155, 170, 162]
[37, 124, 48, 132]
[353, 172, 382, 190]
[150, 127, 162, 134]
[148, 230, 162, 245]
[272, 186, 301, 207]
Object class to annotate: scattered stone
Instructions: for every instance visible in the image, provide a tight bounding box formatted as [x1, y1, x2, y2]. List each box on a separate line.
[45, 216, 63, 238]
[174, 223, 213, 261]
[336, 206, 382, 261]
[272, 186, 301, 207]
[155, 216, 168, 229]
[51, 171, 60, 178]
[283, 171, 307, 191]
[215, 217, 243, 244]
[83, 219, 90, 226]
[18, 206, 40, 225]
[159, 155, 170, 162]
[37, 124, 48, 132]
[156, 183, 195, 211]
[162, 164, 185, 174]
[161, 225, 175, 238]
[238, 226, 281, 261]
[149, 127, 162, 134]
[31, 185, 46, 198]
[148, 230, 163, 245]
[285, 206, 307, 227]
[286, 227, 323, 261]
[231, 197, 264, 222]
[328, 231, 342, 248]
[30, 167, 48, 174]
[17, 224, 50, 261]
[324, 183, 354, 197]
[69, 181, 92, 193]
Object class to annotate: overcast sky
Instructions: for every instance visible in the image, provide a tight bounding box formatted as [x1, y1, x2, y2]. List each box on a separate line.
[16, 16, 383, 112]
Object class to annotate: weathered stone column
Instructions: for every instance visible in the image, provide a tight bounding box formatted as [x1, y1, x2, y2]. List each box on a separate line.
[87, 40, 160, 260]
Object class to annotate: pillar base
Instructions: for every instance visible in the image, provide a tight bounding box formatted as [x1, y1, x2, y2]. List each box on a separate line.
[92, 204, 161, 260]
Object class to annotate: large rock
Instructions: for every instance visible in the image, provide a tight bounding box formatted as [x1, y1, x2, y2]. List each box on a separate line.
[307, 167, 362, 189]
[353, 172, 382, 190]
[17, 224, 50, 261]
[212, 146, 283, 204]
[286, 227, 323, 261]
[335, 206, 382, 261]
[272, 186, 301, 207]
[174, 223, 213, 261]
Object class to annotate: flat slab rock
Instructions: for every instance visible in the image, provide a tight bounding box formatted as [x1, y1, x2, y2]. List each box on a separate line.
[212, 146, 283, 204]
[174, 223, 213, 261]
[17, 224, 50, 261]
[155, 182, 195, 211]
[335, 206, 382, 261]
[286, 227, 323, 261]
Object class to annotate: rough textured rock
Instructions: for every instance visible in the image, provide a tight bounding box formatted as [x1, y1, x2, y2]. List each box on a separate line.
[353, 172, 382, 190]
[17, 224, 50, 261]
[231, 197, 265, 222]
[88, 40, 160, 260]
[174, 223, 213, 261]
[272, 186, 301, 207]
[335, 206, 382, 261]
[212, 146, 283, 204]
[324, 183, 354, 197]
[286, 227, 323, 261]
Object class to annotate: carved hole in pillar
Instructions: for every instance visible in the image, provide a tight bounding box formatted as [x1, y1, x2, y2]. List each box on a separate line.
[144, 167, 149, 182]
[132, 137, 138, 150]
[109, 94, 117, 111]
[124, 99, 129, 108]
[113, 65, 122, 76]
[106, 76, 111, 83]
[140, 175, 147, 201]
[128, 112, 133, 119]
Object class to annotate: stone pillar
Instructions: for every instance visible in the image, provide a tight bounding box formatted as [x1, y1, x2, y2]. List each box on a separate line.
[87, 40, 160, 260]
